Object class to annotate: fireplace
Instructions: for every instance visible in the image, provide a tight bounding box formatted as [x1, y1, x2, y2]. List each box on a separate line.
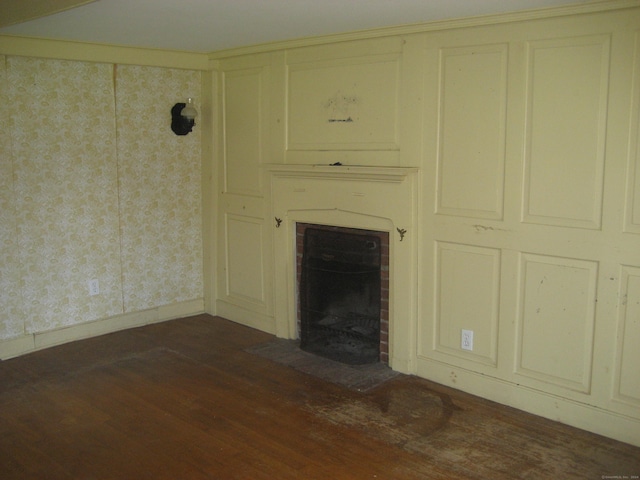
[268, 164, 418, 373]
[297, 223, 389, 365]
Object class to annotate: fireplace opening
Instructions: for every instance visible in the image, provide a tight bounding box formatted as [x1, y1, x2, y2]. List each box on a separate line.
[299, 226, 383, 365]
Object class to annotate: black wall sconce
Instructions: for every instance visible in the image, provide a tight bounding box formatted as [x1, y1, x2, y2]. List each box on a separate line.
[171, 98, 198, 135]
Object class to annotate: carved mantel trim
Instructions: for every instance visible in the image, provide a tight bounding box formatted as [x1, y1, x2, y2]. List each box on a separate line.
[264, 164, 418, 183]
[267, 163, 419, 373]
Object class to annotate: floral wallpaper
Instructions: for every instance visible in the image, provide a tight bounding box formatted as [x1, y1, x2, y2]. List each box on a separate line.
[0, 56, 203, 340]
[115, 65, 203, 312]
[0, 55, 24, 339]
[7, 57, 123, 334]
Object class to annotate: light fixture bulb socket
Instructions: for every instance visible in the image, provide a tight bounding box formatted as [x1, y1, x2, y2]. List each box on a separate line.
[181, 98, 197, 120]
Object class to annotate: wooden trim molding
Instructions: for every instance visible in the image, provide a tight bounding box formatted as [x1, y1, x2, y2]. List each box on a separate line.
[0, 35, 210, 70]
[0, 298, 205, 360]
[209, 0, 640, 60]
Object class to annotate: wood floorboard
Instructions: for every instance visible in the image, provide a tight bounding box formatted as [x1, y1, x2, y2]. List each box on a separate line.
[0, 314, 638, 479]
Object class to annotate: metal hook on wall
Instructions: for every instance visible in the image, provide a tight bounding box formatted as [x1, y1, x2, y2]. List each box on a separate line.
[275, 217, 283, 228]
[397, 227, 407, 242]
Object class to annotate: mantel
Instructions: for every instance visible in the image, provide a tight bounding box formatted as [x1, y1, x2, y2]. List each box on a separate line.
[268, 162, 419, 373]
[264, 164, 419, 183]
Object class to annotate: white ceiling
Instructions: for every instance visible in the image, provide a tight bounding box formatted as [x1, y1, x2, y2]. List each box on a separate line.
[0, 0, 592, 53]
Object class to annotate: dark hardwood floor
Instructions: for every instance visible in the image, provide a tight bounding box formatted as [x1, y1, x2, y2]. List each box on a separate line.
[1, 314, 638, 479]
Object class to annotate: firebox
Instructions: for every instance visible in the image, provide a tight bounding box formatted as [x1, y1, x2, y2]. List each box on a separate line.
[299, 226, 382, 365]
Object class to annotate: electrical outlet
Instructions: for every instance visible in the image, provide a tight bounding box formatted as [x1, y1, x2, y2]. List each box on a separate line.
[461, 329, 474, 351]
[88, 279, 100, 296]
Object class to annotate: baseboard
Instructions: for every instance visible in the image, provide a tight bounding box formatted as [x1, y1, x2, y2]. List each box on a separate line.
[215, 300, 276, 335]
[0, 298, 204, 360]
[416, 358, 640, 448]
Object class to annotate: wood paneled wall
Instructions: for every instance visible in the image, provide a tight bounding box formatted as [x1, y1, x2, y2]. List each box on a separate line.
[214, 4, 640, 446]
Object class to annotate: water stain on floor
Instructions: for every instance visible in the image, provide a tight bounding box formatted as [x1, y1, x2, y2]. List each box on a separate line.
[312, 385, 459, 448]
[306, 377, 640, 479]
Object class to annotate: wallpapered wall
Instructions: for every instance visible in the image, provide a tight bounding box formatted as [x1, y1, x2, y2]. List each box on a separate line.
[0, 55, 203, 340]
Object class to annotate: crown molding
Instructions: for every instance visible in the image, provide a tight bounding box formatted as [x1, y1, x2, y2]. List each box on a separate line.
[0, 34, 209, 70]
[209, 0, 640, 60]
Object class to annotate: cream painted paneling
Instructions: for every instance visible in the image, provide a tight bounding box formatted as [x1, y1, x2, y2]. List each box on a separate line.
[217, 5, 640, 446]
[285, 38, 402, 166]
[434, 242, 501, 365]
[8, 57, 123, 332]
[216, 54, 274, 331]
[516, 254, 598, 393]
[225, 214, 266, 305]
[522, 35, 610, 229]
[287, 56, 400, 151]
[625, 32, 640, 234]
[0, 55, 23, 340]
[614, 266, 640, 406]
[414, 8, 640, 445]
[223, 67, 264, 195]
[115, 65, 203, 313]
[436, 44, 507, 220]
[614, 34, 640, 409]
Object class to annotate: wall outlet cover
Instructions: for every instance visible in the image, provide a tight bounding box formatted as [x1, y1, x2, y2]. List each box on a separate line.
[88, 279, 100, 296]
[461, 329, 474, 351]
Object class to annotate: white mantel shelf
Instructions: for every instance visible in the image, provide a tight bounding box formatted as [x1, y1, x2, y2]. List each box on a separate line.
[264, 164, 419, 183]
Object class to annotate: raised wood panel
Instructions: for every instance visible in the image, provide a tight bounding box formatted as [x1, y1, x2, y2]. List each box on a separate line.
[522, 35, 610, 229]
[287, 55, 400, 152]
[434, 242, 500, 365]
[436, 44, 507, 220]
[516, 254, 598, 393]
[223, 68, 264, 195]
[624, 32, 640, 234]
[225, 214, 266, 305]
[614, 266, 640, 406]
